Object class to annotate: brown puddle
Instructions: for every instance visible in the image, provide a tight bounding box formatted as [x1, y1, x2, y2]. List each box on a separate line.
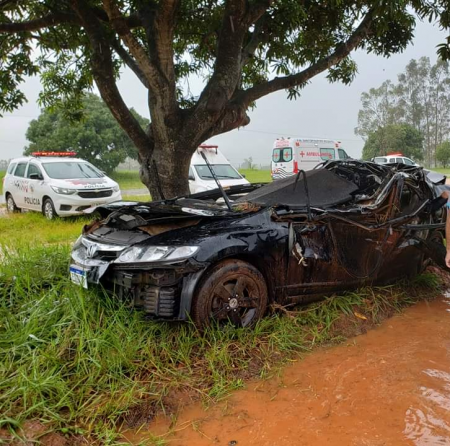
[125, 295, 450, 446]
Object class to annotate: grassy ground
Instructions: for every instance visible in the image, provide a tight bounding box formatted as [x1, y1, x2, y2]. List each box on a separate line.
[239, 169, 271, 183]
[110, 170, 145, 191]
[122, 194, 152, 202]
[0, 212, 90, 245]
[429, 168, 450, 175]
[0, 225, 442, 444]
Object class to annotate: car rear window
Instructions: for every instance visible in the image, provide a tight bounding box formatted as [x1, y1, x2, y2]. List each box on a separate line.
[272, 147, 292, 163]
[42, 162, 104, 179]
[14, 162, 27, 177]
[374, 157, 387, 164]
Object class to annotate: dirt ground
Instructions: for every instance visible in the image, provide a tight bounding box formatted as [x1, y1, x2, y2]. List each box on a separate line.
[124, 294, 450, 446]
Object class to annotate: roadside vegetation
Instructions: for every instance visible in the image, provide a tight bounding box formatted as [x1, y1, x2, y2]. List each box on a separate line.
[0, 218, 443, 444]
[0, 212, 89, 246]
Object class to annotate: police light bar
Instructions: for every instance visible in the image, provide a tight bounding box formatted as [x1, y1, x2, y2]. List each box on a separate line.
[198, 145, 218, 154]
[387, 152, 403, 156]
[32, 151, 77, 157]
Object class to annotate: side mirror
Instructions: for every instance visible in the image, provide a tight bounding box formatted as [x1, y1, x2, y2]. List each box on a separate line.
[188, 174, 195, 181]
[30, 173, 43, 180]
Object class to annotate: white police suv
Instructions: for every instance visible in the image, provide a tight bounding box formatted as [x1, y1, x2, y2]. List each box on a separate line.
[3, 152, 122, 219]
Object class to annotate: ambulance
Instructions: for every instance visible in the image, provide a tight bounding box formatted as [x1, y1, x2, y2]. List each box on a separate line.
[3, 152, 121, 219]
[271, 137, 350, 180]
[189, 145, 249, 194]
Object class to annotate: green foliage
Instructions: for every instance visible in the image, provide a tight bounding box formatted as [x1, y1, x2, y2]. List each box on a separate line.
[436, 141, 450, 167]
[362, 123, 424, 161]
[0, 1, 447, 116]
[0, 241, 440, 443]
[23, 94, 148, 173]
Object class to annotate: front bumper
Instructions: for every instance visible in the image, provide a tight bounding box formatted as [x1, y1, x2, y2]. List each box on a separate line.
[70, 244, 205, 320]
[53, 190, 122, 216]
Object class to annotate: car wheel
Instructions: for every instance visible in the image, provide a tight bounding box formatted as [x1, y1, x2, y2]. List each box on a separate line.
[43, 198, 57, 220]
[191, 259, 268, 329]
[6, 194, 20, 213]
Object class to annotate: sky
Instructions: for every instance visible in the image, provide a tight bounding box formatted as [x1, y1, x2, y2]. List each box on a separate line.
[0, 18, 447, 168]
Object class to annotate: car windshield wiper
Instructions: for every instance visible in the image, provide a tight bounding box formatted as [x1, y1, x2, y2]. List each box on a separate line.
[217, 175, 240, 179]
[199, 152, 233, 211]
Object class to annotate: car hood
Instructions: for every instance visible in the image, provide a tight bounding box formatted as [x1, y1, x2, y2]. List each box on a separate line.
[52, 176, 118, 190]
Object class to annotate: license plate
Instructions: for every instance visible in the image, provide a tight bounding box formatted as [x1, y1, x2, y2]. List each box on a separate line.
[70, 265, 88, 289]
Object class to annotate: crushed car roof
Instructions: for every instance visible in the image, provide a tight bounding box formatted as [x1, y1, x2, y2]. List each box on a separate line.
[237, 167, 359, 208]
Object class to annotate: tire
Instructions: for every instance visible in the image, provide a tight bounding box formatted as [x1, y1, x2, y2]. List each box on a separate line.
[191, 259, 268, 329]
[6, 194, 20, 213]
[42, 198, 57, 220]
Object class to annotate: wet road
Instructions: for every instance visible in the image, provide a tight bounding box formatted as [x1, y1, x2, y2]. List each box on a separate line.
[125, 294, 450, 446]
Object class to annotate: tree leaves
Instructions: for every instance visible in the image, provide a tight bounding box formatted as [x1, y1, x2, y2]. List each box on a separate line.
[23, 93, 149, 173]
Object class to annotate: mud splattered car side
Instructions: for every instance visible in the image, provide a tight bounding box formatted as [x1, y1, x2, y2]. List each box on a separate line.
[70, 161, 447, 327]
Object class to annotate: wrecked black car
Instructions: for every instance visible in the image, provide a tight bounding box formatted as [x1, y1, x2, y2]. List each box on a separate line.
[70, 161, 447, 328]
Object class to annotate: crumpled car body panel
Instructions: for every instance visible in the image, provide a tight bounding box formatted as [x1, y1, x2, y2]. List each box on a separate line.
[70, 161, 448, 321]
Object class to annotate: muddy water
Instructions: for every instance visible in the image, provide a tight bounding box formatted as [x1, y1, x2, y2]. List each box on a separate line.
[126, 295, 450, 446]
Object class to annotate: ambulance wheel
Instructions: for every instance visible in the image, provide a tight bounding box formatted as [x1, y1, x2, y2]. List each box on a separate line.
[43, 198, 57, 220]
[6, 194, 20, 213]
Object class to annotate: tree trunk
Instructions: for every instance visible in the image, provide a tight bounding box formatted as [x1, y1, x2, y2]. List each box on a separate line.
[139, 139, 194, 200]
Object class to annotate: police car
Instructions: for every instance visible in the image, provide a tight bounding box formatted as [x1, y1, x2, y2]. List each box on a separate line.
[3, 152, 122, 219]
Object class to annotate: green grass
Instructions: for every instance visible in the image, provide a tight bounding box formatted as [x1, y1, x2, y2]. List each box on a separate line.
[0, 212, 89, 246]
[429, 168, 450, 175]
[122, 194, 151, 202]
[239, 169, 271, 183]
[0, 240, 441, 444]
[110, 170, 145, 190]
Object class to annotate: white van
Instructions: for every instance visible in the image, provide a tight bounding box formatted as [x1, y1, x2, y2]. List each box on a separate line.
[3, 152, 121, 219]
[372, 153, 419, 166]
[271, 137, 350, 180]
[189, 145, 249, 194]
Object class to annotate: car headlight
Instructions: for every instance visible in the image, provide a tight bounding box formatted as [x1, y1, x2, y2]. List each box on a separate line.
[112, 185, 120, 192]
[73, 235, 83, 250]
[115, 246, 199, 263]
[51, 186, 77, 195]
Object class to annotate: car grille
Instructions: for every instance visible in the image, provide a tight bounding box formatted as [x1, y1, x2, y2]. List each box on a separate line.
[78, 189, 113, 199]
[80, 238, 125, 261]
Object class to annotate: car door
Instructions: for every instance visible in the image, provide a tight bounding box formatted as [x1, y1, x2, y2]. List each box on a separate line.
[10, 161, 29, 208]
[25, 163, 46, 210]
[286, 219, 393, 302]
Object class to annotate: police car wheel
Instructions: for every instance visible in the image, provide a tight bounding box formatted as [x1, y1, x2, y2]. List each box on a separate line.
[6, 194, 19, 213]
[43, 198, 57, 220]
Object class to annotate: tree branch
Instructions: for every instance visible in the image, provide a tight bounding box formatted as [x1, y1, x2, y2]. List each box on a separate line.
[102, 0, 162, 94]
[111, 39, 149, 89]
[70, 0, 152, 158]
[0, 12, 77, 32]
[240, 11, 271, 68]
[236, 9, 375, 107]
